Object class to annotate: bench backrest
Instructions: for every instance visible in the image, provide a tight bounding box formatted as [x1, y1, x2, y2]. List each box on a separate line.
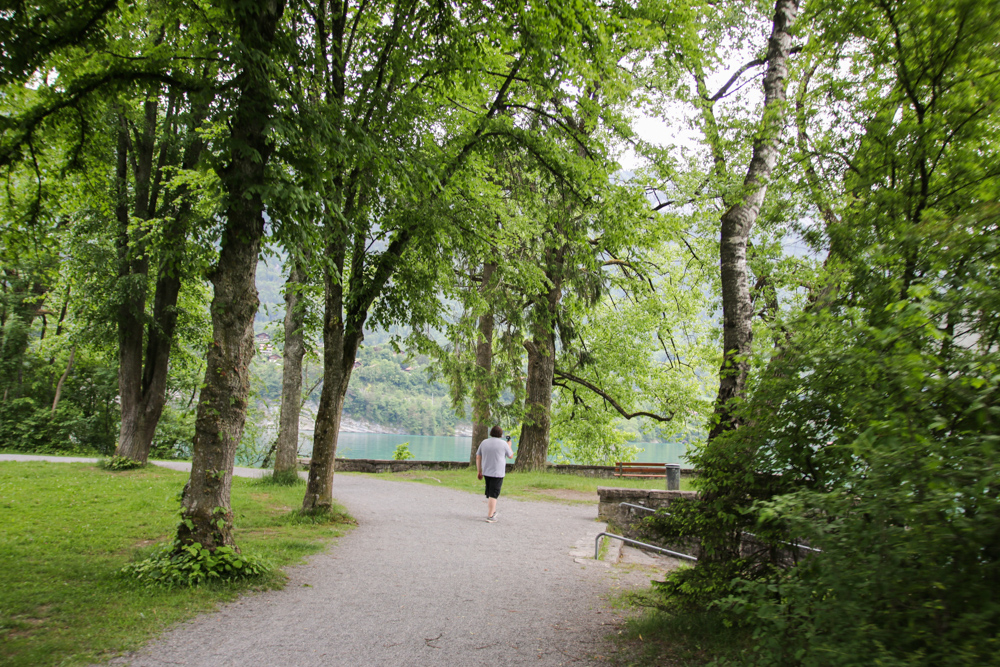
[615, 462, 667, 475]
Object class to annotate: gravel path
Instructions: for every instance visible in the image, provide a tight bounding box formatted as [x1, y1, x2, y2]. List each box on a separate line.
[2, 455, 662, 666]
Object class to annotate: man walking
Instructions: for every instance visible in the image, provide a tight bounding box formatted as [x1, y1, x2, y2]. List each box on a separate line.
[476, 425, 514, 523]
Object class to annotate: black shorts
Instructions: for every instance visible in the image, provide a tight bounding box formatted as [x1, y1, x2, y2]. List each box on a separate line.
[484, 476, 504, 499]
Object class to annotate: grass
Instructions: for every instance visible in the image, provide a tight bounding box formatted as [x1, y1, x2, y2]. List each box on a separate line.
[0, 461, 352, 667]
[606, 592, 750, 666]
[354, 468, 693, 503]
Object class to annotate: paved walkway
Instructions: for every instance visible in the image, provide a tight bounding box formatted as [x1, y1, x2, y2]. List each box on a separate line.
[1, 455, 667, 666]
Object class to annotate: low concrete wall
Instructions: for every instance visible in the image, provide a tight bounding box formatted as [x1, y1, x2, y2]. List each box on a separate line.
[297, 458, 697, 478]
[330, 458, 474, 473]
[551, 463, 697, 480]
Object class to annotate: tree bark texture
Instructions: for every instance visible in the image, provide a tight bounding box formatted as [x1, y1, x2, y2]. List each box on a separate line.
[470, 261, 497, 462]
[275, 257, 308, 474]
[178, 0, 286, 550]
[708, 0, 798, 442]
[513, 248, 565, 472]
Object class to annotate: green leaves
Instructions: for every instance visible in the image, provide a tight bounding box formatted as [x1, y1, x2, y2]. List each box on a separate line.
[121, 539, 270, 588]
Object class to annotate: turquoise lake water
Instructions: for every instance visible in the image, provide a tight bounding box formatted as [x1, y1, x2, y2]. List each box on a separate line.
[309, 432, 690, 465]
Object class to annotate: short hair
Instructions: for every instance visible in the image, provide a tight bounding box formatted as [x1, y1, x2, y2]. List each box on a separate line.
[489, 425, 503, 438]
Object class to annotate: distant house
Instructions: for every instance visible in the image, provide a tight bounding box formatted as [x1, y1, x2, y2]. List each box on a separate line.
[256, 333, 274, 354]
[268, 354, 282, 363]
[403, 366, 413, 372]
[353, 360, 362, 369]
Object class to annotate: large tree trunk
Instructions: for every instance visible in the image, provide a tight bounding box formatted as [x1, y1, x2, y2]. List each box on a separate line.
[513, 249, 564, 472]
[114, 113, 151, 462]
[470, 261, 496, 462]
[274, 256, 308, 475]
[514, 336, 555, 471]
[115, 95, 206, 464]
[177, 0, 285, 551]
[708, 0, 798, 442]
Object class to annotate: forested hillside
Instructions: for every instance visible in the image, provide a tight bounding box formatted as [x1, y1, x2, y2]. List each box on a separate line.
[249, 340, 467, 437]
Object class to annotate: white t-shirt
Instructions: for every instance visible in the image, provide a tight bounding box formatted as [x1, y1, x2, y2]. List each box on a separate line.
[476, 437, 513, 477]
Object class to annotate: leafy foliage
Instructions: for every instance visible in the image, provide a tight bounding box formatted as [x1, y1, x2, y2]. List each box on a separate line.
[392, 442, 414, 461]
[121, 541, 270, 589]
[100, 455, 146, 471]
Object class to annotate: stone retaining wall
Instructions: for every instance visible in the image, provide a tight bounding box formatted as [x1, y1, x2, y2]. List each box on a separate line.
[328, 458, 474, 473]
[597, 486, 702, 559]
[597, 487, 815, 564]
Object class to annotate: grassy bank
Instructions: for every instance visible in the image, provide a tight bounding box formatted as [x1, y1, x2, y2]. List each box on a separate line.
[356, 468, 693, 503]
[606, 596, 750, 666]
[0, 462, 351, 667]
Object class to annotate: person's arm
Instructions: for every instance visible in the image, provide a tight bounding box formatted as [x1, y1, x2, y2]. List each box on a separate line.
[476, 453, 483, 480]
[505, 436, 514, 458]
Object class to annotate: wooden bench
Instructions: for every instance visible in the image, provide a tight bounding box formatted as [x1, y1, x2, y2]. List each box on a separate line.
[614, 462, 668, 478]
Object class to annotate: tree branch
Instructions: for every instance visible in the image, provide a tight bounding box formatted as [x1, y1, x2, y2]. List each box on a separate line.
[553, 369, 673, 422]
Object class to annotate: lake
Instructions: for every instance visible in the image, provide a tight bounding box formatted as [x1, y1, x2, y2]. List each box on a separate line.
[304, 432, 690, 465]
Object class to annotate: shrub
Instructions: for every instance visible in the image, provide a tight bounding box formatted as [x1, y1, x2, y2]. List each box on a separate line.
[100, 455, 146, 471]
[122, 540, 270, 588]
[392, 442, 414, 460]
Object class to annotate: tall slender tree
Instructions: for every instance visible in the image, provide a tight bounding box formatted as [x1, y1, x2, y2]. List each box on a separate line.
[177, 0, 288, 550]
[706, 0, 799, 441]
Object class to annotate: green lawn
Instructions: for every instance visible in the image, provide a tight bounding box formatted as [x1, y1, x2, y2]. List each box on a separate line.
[0, 462, 352, 667]
[354, 467, 693, 502]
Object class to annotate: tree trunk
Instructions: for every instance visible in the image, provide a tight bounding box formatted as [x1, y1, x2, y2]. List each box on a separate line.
[302, 250, 361, 512]
[114, 114, 150, 462]
[470, 261, 496, 462]
[51, 345, 75, 415]
[177, 0, 286, 551]
[513, 249, 565, 472]
[708, 0, 798, 442]
[274, 256, 308, 475]
[115, 96, 207, 464]
[514, 336, 555, 471]
[696, 0, 799, 570]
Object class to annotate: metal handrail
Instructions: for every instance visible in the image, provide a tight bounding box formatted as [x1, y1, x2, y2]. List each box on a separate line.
[743, 530, 822, 553]
[595, 531, 698, 562]
[620, 502, 659, 513]
[616, 503, 820, 553]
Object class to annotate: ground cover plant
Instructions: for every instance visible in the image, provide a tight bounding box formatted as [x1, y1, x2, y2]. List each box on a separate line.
[358, 468, 693, 504]
[0, 462, 351, 667]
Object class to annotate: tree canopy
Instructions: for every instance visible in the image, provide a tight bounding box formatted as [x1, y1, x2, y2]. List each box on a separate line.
[2, 0, 999, 660]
